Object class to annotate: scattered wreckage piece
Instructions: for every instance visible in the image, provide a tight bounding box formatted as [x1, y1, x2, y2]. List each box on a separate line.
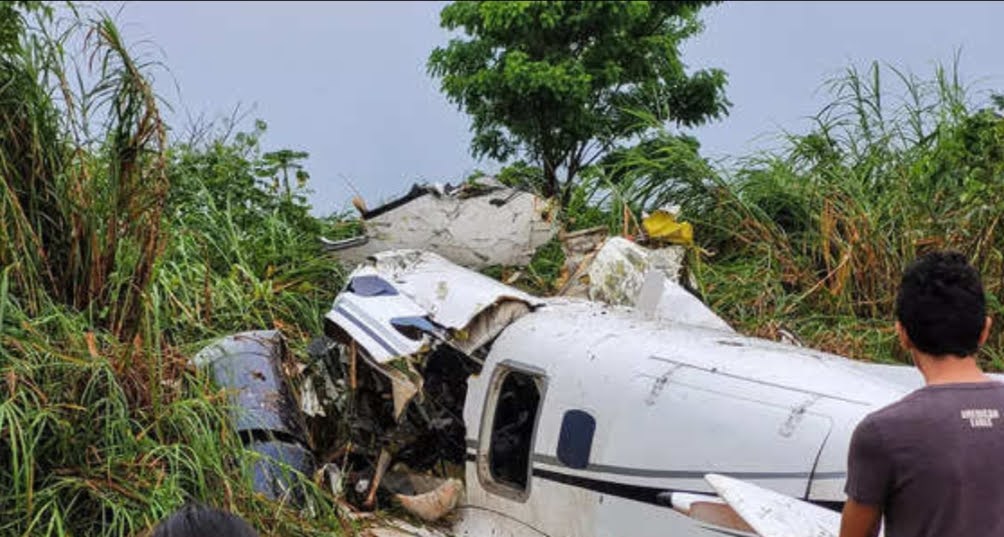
[585, 235, 688, 305]
[555, 226, 609, 298]
[191, 331, 315, 505]
[392, 477, 464, 522]
[322, 178, 558, 270]
[558, 233, 733, 332]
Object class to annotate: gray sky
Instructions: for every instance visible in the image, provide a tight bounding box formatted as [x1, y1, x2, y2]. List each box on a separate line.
[110, 1, 1004, 216]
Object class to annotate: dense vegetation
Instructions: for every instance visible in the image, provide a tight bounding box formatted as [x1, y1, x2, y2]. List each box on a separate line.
[3, 2, 1004, 536]
[604, 59, 1004, 368]
[0, 5, 349, 536]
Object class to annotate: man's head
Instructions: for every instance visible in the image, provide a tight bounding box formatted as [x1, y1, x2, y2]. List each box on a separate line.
[151, 504, 259, 537]
[895, 250, 990, 358]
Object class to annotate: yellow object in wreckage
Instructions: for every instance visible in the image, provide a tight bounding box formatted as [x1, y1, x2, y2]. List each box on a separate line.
[642, 210, 694, 246]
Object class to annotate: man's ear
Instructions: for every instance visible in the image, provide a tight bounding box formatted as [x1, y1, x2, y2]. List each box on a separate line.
[979, 316, 993, 346]
[895, 321, 913, 351]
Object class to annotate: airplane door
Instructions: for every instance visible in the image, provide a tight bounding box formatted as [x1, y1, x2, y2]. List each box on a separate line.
[464, 361, 553, 536]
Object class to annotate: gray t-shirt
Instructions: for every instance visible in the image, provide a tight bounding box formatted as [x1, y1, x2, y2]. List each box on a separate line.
[845, 381, 1004, 537]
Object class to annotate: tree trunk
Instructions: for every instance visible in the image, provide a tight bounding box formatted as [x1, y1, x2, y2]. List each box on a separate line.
[560, 155, 581, 208]
[542, 159, 559, 199]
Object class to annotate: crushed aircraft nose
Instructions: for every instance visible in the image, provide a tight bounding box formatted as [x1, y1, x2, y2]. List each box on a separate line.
[191, 331, 316, 505]
[322, 177, 558, 269]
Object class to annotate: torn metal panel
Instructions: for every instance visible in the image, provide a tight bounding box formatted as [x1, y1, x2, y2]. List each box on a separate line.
[326, 252, 540, 364]
[367, 250, 542, 331]
[248, 440, 316, 505]
[556, 226, 609, 297]
[564, 236, 733, 331]
[190, 330, 307, 440]
[325, 178, 557, 270]
[326, 281, 432, 363]
[387, 362, 423, 420]
[450, 301, 531, 356]
[191, 331, 315, 506]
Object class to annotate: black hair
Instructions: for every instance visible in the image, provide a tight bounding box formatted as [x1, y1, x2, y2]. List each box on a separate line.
[895, 250, 986, 357]
[151, 504, 259, 537]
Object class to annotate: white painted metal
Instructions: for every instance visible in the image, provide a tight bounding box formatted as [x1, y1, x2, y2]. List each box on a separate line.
[366, 250, 541, 330]
[328, 180, 557, 269]
[325, 282, 429, 362]
[635, 269, 733, 332]
[707, 473, 850, 537]
[586, 236, 689, 305]
[457, 297, 909, 536]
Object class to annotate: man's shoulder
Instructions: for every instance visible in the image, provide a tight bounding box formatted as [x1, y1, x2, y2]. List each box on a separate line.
[864, 381, 1004, 427]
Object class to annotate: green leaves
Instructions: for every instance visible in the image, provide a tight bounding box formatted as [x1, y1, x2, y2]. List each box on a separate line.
[428, 0, 729, 200]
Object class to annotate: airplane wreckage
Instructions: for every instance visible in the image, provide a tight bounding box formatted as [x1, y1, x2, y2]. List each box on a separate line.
[193, 179, 978, 537]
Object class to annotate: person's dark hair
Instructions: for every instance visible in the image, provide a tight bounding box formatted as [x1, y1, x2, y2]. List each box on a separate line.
[151, 504, 259, 537]
[895, 250, 986, 357]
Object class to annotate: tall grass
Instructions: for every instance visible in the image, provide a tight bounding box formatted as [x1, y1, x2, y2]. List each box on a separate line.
[1, 6, 348, 536]
[611, 58, 1004, 365]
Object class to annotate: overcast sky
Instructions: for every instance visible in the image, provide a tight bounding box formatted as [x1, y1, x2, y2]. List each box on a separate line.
[108, 1, 1004, 216]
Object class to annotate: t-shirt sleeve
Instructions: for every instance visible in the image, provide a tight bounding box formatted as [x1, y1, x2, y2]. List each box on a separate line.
[844, 416, 893, 505]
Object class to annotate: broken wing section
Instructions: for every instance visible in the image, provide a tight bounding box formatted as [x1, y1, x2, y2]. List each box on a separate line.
[325, 250, 542, 366]
[325, 267, 435, 363]
[323, 250, 541, 423]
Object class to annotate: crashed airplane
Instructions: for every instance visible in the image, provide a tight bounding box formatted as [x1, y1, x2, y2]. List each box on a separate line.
[195, 241, 992, 537]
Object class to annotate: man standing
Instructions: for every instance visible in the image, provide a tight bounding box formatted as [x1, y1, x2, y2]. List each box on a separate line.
[840, 251, 1003, 537]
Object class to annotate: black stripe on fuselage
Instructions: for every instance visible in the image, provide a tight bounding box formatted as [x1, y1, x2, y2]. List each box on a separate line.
[464, 452, 844, 513]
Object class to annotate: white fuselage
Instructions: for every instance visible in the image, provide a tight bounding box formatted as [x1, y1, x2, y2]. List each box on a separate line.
[452, 299, 913, 537]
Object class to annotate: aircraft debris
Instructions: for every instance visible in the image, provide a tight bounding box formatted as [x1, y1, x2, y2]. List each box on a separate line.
[322, 177, 558, 269]
[557, 231, 733, 331]
[394, 477, 464, 522]
[641, 205, 694, 246]
[190, 331, 315, 505]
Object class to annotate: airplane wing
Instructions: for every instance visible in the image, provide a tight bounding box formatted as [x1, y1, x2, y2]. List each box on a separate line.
[703, 473, 887, 537]
[670, 473, 888, 537]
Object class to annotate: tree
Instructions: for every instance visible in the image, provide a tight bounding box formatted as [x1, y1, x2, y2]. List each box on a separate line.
[428, 1, 730, 205]
[260, 148, 310, 201]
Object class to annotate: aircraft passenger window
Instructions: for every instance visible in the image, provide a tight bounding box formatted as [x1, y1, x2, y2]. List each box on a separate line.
[557, 409, 595, 469]
[488, 370, 541, 491]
